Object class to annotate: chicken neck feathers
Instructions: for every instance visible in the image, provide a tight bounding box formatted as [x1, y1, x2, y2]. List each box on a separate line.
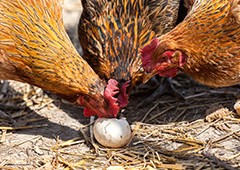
[0, 0, 105, 100]
[156, 0, 240, 87]
[79, 0, 180, 85]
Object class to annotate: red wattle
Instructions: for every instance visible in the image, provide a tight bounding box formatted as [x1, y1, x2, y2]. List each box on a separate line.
[158, 68, 178, 77]
[118, 80, 130, 107]
[141, 38, 159, 70]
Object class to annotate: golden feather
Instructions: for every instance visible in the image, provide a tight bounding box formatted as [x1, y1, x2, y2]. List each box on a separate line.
[0, 0, 105, 100]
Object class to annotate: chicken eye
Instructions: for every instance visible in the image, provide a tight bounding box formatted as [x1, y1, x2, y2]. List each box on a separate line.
[162, 56, 167, 60]
[161, 56, 168, 61]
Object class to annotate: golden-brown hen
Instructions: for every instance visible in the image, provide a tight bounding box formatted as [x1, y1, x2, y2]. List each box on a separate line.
[78, 0, 180, 108]
[142, 0, 240, 88]
[0, 0, 121, 118]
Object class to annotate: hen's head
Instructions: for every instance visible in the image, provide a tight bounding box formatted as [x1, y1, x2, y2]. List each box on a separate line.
[141, 38, 187, 83]
[78, 79, 130, 118]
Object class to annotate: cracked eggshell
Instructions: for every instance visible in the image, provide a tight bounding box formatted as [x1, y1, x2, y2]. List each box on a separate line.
[234, 99, 240, 115]
[93, 117, 132, 148]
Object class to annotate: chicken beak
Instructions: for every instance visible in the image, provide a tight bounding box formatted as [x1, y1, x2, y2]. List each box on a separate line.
[142, 70, 158, 84]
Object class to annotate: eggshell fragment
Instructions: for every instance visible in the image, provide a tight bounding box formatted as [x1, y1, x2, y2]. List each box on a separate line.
[93, 117, 132, 148]
[234, 99, 240, 115]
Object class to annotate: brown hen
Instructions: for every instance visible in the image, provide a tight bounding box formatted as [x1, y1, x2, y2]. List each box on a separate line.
[0, 0, 121, 118]
[142, 0, 240, 88]
[78, 0, 180, 108]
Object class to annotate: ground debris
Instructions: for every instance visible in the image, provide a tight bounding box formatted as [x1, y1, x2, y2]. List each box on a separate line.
[205, 105, 233, 122]
[0, 0, 239, 169]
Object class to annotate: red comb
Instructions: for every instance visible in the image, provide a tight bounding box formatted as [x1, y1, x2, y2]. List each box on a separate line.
[103, 79, 120, 117]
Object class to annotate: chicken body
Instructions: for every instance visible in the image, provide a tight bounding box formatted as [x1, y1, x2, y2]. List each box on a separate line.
[142, 0, 240, 88]
[78, 0, 180, 108]
[0, 0, 120, 117]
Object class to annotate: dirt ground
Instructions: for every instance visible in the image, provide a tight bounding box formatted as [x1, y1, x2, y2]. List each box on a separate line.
[0, 1, 240, 170]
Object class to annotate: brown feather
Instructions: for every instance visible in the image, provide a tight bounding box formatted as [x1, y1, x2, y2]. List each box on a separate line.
[0, 0, 106, 103]
[150, 0, 240, 87]
[79, 0, 180, 86]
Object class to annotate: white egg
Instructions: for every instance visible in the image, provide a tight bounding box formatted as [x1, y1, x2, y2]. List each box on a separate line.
[93, 117, 132, 148]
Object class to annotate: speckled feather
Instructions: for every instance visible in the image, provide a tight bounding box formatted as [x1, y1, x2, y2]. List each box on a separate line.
[79, 0, 180, 86]
[0, 0, 105, 102]
[152, 0, 240, 87]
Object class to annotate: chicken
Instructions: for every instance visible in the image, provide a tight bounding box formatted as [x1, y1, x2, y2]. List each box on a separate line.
[0, 0, 121, 118]
[142, 0, 240, 88]
[78, 0, 180, 108]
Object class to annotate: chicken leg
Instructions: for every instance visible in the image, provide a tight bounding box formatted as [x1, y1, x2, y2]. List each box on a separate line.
[136, 77, 184, 108]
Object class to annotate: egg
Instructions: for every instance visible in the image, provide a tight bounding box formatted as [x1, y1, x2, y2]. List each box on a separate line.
[93, 117, 132, 148]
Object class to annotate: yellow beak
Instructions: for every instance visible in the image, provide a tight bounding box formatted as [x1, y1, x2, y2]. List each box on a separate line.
[142, 70, 158, 84]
